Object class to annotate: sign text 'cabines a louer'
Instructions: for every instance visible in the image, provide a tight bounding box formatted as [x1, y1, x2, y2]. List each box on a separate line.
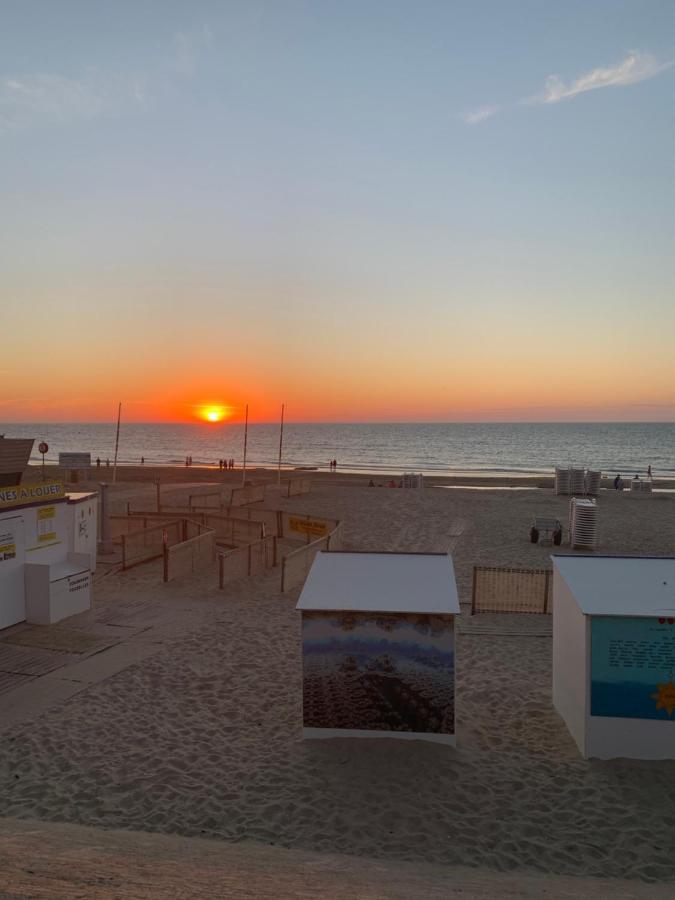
[0, 482, 65, 511]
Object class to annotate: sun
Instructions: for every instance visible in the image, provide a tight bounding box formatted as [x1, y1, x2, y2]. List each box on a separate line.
[198, 405, 228, 423]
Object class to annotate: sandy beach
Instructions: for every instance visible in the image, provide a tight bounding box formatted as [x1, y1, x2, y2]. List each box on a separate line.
[1, 471, 674, 893]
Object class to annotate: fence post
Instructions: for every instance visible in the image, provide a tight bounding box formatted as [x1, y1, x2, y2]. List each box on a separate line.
[277, 510, 284, 538]
[471, 567, 478, 615]
[273, 536, 278, 568]
[281, 558, 286, 593]
[163, 544, 169, 583]
[544, 569, 551, 614]
[121, 534, 127, 570]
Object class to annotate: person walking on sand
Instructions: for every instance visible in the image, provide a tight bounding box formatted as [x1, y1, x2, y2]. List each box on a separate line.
[648, 465, 652, 480]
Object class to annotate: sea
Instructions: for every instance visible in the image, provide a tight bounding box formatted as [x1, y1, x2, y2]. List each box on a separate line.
[1, 422, 673, 478]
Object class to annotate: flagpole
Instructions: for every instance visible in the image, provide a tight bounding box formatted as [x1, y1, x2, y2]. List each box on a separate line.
[112, 402, 121, 485]
[277, 403, 285, 485]
[242, 403, 249, 485]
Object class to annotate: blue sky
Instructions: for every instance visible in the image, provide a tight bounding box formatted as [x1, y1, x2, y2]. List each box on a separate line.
[2, 1, 675, 422]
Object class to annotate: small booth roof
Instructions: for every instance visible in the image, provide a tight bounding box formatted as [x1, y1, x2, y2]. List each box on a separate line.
[553, 555, 675, 617]
[296, 551, 460, 614]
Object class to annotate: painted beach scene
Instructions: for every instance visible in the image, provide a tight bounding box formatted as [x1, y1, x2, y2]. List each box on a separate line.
[302, 612, 454, 735]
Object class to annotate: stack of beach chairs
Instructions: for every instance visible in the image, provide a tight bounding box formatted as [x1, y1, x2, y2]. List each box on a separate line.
[630, 479, 653, 494]
[554, 467, 570, 495]
[569, 498, 598, 549]
[555, 467, 602, 496]
[585, 470, 601, 496]
[402, 473, 424, 489]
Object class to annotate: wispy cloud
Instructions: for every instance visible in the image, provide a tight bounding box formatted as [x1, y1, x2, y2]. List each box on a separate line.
[461, 104, 499, 125]
[530, 50, 674, 104]
[0, 74, 103, 132]
[0, 24, 213, 134]
[171, 24, 213, 76]
[462, 50, 673, 125]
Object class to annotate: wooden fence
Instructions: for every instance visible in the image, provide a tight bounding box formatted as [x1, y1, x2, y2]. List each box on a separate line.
[280, 522, 343, 592]
[284, 476, 312, 498]
[121, 520, 183, 570]
[217, 536, 278, 588]
[163, 522, 216, 582]
[471, 566, 552, 614]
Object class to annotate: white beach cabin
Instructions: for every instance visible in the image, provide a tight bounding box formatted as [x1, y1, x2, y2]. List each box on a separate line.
[0, 483, 97, 629]
[296, 551, 460, 745]
[552, 555, 675, 760]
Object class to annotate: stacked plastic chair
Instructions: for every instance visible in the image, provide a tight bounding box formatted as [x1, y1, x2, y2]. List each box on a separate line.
[555, 467, 571, 495]
[402, 472, 424, 489]
[570, 469, 586, 495]
[569, 498, 598, 549]
[585, 470, 602, 496]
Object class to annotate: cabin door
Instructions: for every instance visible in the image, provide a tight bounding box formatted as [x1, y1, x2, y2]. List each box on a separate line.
[0, 516, 26, 629]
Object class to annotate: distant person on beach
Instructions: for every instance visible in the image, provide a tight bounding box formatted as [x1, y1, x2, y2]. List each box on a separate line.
[648, 465, 652, 480]
[106, 458, 110, 467]
[96, 457, 101, 468]
[613, 474, 621, 490]
[634, 474, 640, 480]
[141, 456, 144, 465]
[368, 479, 375, 487]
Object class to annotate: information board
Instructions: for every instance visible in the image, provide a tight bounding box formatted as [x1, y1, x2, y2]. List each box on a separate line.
[591, 616, 675, 720]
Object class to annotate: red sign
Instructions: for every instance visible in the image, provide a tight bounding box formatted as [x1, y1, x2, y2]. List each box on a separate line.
[38, 442, 49, 454]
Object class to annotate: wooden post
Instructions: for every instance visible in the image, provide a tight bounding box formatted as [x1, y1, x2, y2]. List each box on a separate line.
[471, 567, 478, 616]
[281, 558, 286, 593]
[273, 535, 278, 568]
[242, 403, 249, 486]
[219, 554, 224, 589]
[544, 568, 551, 614]
[112, 402, 122, 485]
[277, 403, 285, 486]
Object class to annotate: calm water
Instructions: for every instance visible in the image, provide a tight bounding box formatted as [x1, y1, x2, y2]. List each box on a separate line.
[1, 422, 673, 477]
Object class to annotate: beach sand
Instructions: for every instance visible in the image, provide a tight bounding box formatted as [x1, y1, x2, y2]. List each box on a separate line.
[1, 473, 674, 892]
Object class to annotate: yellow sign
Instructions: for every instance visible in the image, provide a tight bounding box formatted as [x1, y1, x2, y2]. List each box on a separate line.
[0, 542, 17, 561]
[37, 505, 57, 542]
[289, 516, 329, 537]
[0, 481, 65, 510]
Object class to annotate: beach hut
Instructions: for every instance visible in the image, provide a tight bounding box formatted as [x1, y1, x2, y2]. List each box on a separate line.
[296, 551, 460, 745]
[552, 555, 675, 760]
[0, 480, 96, 629]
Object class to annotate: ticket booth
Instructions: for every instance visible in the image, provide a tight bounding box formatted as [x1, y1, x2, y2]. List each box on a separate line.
[553, 555, 675, 760]
[297, 551, 460, 745]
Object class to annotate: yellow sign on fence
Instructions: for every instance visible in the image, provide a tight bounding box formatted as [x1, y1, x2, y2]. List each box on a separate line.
[0, 481, 65, 510]
[288, 516, 329, 537]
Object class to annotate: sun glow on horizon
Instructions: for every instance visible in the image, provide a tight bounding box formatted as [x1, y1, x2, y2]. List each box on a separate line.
[197, 405, 229, 423]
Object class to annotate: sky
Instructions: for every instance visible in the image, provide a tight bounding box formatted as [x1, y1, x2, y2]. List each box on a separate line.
[1, 0, 674, 424]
